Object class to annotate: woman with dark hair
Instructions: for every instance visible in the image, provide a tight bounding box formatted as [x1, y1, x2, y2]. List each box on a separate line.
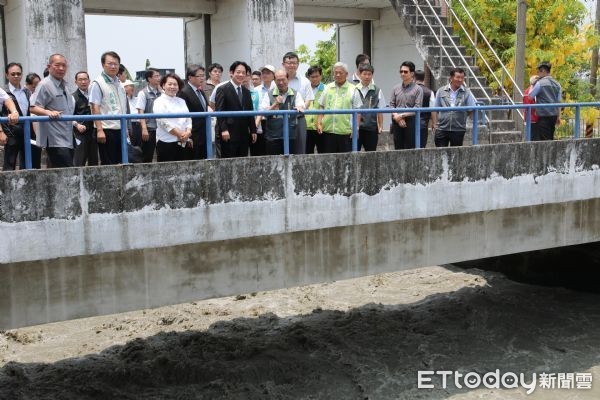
[25, 73, 41, 93]
[152, 73, 192, 162]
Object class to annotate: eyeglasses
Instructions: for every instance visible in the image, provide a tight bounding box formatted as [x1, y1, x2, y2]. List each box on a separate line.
[400, 70, 410, 74]
[105, 62, 119, 67]
[9, 72, 22, 77]
[193, 74, 205, 78]
[284, 61, 299, 66]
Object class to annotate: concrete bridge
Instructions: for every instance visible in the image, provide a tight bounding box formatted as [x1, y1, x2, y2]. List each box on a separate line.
[1, 139, 600, 329]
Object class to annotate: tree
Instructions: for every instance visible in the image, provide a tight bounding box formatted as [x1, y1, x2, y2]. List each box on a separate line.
[296, 24, 337, 82]
[455, 0, 598, 103]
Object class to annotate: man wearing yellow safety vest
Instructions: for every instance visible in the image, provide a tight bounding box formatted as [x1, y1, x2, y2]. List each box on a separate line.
[316, 62, 356, 153]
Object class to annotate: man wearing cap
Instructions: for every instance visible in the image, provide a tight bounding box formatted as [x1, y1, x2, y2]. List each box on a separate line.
[72, 71, 98, 166]
[135, 68, 162, 162]
[254, 64, 276, 156]
[528, 61, 561, 141]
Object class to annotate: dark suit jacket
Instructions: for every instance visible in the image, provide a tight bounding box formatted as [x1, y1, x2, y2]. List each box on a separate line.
[177, 81, 208, 144]
[215, 81, 256, 142]
[2, 86, 33, 143]
[72, 89, 94, 138]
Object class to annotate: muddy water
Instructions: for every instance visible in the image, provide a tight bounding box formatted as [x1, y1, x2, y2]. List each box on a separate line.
[1, 266, 599, 399]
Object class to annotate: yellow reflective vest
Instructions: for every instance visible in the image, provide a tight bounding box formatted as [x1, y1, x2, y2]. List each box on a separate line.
[320, 81, 355, 135]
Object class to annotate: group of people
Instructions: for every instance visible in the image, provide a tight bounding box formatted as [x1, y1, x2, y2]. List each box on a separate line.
[0, 50, 562, 170]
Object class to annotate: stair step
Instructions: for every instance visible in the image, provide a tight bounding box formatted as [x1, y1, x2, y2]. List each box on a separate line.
[420, 34, 462, 47]
[415, 24, 454, 36]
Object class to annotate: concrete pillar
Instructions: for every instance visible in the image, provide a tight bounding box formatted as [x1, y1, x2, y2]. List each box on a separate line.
[4, 0, 86, 85]
[211, 0, 294, 71]
[184, 16, 206, 67]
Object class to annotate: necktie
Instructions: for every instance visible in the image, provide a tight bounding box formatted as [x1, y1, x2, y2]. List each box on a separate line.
[237, 86, 243, 104]
[196, 89, 206, 110]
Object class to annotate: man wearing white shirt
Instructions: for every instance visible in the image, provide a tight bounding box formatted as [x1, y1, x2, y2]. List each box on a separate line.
[135, 68, 162, 162]
[4, 62, 41, 169]
[282, 52, 312, 154]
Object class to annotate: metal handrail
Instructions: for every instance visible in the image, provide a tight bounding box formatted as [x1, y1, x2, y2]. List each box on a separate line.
[411, 0, 492, 103]
[443, 0, 524, 100]
[1, 101, 587, 170]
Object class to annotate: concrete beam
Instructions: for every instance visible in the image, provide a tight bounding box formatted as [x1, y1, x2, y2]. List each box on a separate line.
[3, 139, 600, 328]
[295, 5, 380, 22]
[83, 0, 216, 17]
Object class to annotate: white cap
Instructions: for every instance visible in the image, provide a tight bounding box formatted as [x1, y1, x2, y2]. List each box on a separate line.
[121, 79, 134, 87]
[260, 64, 275, 73]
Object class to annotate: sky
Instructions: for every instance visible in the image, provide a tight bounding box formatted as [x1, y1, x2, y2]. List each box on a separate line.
[85, 16, 332, 81]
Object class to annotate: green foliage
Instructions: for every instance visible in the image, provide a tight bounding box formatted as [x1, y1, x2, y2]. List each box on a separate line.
[296, 24, 337, 82]
[454, 0, 598, 102]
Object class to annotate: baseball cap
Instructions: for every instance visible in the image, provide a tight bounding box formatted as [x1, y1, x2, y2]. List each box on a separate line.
[260, 64, 275, 73]
[121, 79, 135, 87]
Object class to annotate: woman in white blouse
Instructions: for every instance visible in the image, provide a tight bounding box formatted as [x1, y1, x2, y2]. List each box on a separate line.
[152, 73, 192, 162]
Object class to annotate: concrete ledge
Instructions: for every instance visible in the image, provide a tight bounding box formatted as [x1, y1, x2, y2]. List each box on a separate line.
[2, 197, 599, 329]
[1, 140, 600, 264]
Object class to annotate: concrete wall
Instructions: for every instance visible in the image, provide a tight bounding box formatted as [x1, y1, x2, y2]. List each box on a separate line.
[6, 0, 88, 82]
[2, 139, 600, 328]
[338, 22, 363, 75]
[184, 17, 206, 67]
[211, 0, 294, 71]
[373, 7, 424, 96]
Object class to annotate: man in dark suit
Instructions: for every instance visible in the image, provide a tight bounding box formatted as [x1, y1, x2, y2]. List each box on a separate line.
[177, 64, 209, 160]
[3, 62, 41, 169]
[215, 61, 257, 158]
[72, 71, 98, 166]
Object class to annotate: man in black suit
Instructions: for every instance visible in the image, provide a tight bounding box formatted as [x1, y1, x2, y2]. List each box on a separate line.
[72, 71, 98, 166]
[3, 62, 41, 169]
[215, 61, 257, 158]
[177, 64, 209, 160]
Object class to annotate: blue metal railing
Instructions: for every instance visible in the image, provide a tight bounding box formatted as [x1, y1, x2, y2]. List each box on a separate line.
[0, 102, 595, 169]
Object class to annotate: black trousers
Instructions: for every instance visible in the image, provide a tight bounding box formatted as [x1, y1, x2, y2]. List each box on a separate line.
[250, 133, 266, 156]
[98, 128, 123, 165]
[130, 124, 157, 163]
[322, 132, 351, 153]
[73, 129, 99, 167]
[156, 140, 191, 162]
[306, 129, 324, 154]
[265, 139, 295, 155]
[419, 118, 430, 148]
[220, 138, 249, 158]
[190, 133, 208, 160]
[434, 130, 466, 147]
[533, 116, 558, 141]
[47, 147, 74, 168]
[3, 135, 42, 170]
[358, 128, 378, 152]
[392, 116, 417, 149]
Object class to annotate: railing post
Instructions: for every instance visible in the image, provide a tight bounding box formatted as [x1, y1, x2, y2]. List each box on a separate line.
[205, 113, 213, 159]
[471, 106, 478, 145]
[121, 118, 129, 164]
[525, 105, 531, 142]
[574, 106, 581, 139]
[283, 113, 290, 155]
[415, 110, 421, 148]
[23, 120, 32, 169]
[352, 112, 359, 152]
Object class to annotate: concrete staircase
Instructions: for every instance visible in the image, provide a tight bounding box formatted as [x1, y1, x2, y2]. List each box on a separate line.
[389, 0, 522, 144]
